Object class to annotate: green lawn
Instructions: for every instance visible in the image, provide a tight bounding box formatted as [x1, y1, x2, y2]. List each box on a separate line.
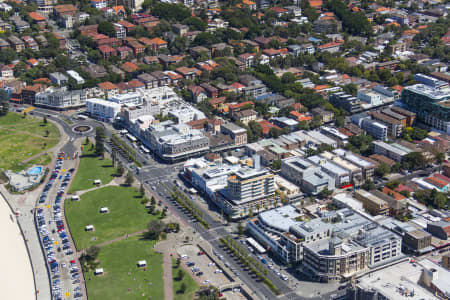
[85, 236, 164, 300]
[172, 258, 199, 300]
[0, 113, 60, 172]
[65, 185, 157, 250]
[68, 144, 116, 193]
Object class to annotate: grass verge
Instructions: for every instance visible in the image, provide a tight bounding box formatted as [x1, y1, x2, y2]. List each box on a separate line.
[172, 258, 199, 300]
[65, 185, 159, 250]
[68, 143, 116, 193]
[0, 113, 60, 172]
[85, 236, 164, 300]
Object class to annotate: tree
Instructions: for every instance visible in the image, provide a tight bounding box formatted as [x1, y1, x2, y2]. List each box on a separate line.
[143, 219, 166, 240]
[402, 152, 426, 170]
[375, 163, 390, 177]
[43, 116, 47, 124]
[125, 171, 134, 186]
[84, 136, 89, 145]
[111, 149, 116, 167]
[151, 196, 156, 206]
[435, 152, 445, 164]
[98, 21, 116, 37]
[139, 184, 145, 197]
[117, 162, 124, 176]
[179, 282, 186, 294]
[95, 127, 105, 157]
[238, 221, 244, 236]
[0, 89, 9, 116]
[361, 179, 375, 191]
[269, 127, 282, 138]
[272, 159, 281, 170]
[86, 246, 100, 260]
[318, 188, 332, 199]
[177, 269, 184, 281]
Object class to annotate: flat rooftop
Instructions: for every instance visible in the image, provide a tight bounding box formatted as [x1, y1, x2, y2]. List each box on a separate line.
[357, 260, 439, 300]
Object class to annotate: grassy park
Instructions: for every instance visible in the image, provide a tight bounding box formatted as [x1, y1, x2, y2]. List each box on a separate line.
[65, 185, 158, 249]
[172, 258, 199, 300]
[85, 237, 164, 300]
[0, 113, 60, 172]
[68, 142, 116, 193]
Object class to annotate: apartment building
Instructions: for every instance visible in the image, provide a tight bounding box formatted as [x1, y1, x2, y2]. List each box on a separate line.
[281, 157, 335, 195]
[329, 92, 362, 114]
[35, 88, 87, 109]
[372, 141, 410, 162]
[354, 189, 389, 216]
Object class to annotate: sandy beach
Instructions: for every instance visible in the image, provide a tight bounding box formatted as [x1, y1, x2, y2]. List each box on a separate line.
[0, 193, 35, 300]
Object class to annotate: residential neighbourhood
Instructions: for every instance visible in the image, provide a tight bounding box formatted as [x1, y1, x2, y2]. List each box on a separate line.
[0, 0, 449, 299]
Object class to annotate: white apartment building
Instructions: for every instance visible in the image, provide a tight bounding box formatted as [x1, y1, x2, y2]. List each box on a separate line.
[86, 98, 122, 120]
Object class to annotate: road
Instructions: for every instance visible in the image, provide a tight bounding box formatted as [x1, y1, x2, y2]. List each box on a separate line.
[101, 127, 353, 300]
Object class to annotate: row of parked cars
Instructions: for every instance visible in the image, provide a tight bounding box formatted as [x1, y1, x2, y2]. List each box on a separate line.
[36, 156, 81, 300]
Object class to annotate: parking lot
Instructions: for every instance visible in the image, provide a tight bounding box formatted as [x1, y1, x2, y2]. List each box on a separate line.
[36, 153, 82, 300]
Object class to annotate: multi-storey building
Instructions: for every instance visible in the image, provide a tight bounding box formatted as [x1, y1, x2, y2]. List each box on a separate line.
[86, 98, 122, 120]
[35, 88, 87, 109]
[217, 159, 275, 219]
[329, 92, 362, 114]
[144, 122, 209, 163]
[281, 157, 335, 195]
[354, 189, 389, 216]
[247, 206, 402, 281]
[352, 113, 388, 141]
[400, 84, 450, 134]
[220, 122, 247, 146]
[372, 141, 410, 162]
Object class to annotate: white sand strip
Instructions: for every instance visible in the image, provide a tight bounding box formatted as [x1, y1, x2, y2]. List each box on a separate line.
[0, 193, 35, 300]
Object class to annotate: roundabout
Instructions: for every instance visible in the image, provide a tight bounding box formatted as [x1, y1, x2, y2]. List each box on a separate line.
[72, 124, 93, 134]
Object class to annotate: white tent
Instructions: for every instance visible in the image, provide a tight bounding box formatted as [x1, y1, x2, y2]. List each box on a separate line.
[94, 179, 102, 185]
[94, 268, 104, 275]
[100, 207, 109, 213]
[85, 225, 94, 231]
[72, 195, 80, 201]
[137, 260, 147, 267]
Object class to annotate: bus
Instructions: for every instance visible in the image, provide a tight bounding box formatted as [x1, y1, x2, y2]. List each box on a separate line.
[140, 145, 150, 154]
[77, 115, 87, 120]
[126, 133, 137, 143]
[246, 237, 266, 254]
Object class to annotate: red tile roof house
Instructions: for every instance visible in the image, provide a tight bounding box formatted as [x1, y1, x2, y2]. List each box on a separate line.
[79, 24, 98, 36]
[290, 110, 312, 122]
[228, 101, 254, 116]
[97, 37, 121, 48]
[120, 61, 139, 73]
[29, 12, 46, 29]
[127, 41, 145, 56]
[318, 40, 344, 53]
[257, 119, 281, 136]
[231, 82, 245, 93]
[164, 70, 183, 85]
[140, 37, 167, 52]
[269, 6, 289, 17]
[175, 67, 201, 80]
[98, 81, 119, 97]
[117, 20, 135, 34]
[98, 45, 117, 59]
[116, 46, 133, 60]
[188, 85, 207, 103]
[128, 79, 145, 90]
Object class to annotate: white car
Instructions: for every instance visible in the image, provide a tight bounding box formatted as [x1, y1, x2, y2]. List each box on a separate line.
[202, 280, 210, 285]
[215, 269, 222, 274]
[208, 262, 215, 267]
